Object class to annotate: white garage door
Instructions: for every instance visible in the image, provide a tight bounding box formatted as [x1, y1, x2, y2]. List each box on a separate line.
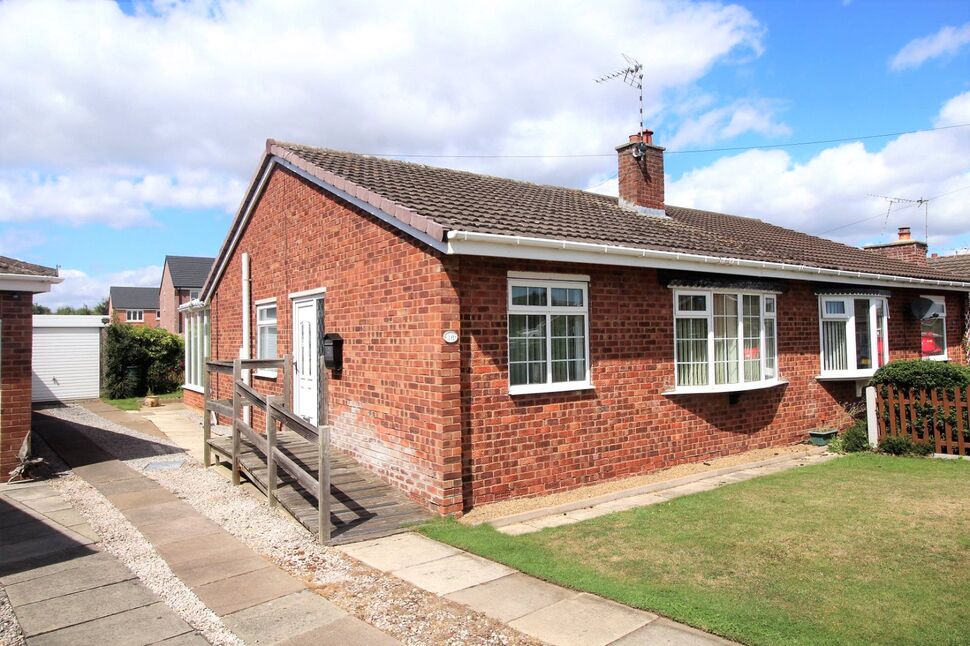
[32, 315, 106, 402]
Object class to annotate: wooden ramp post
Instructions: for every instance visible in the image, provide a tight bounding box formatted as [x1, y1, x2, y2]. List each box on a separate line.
[202, 352, 212, 467]
[231, 358, 242, 486]
[318, 353, 331, 545]
[266, 395, 281, 508]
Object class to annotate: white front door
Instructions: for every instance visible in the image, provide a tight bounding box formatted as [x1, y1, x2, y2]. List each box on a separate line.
[293, 299, 319, 424]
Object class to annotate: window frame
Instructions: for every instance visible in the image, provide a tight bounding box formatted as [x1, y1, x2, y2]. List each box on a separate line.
[817, 295, 890, 379]
[126, 309, 144, 322]
[670, 289, 781, 394]
[919, 295, 947, 362]
[255, 301, 279, 378]
[182, 308, 209, 392]
[507, 277, 592, 395]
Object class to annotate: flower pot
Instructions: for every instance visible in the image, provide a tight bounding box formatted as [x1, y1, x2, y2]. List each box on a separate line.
[144, 395, 160, 408]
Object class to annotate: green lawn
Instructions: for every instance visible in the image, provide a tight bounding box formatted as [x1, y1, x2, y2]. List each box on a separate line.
[420, 454, 970, 646]
[103, 390, 182, 411]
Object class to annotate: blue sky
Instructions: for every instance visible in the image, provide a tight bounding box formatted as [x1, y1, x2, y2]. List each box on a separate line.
[0, 0, 967, 307]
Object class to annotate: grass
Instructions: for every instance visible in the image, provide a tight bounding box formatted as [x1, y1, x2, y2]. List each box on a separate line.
[420, 454, 970, 646]
[103, 389, 182, 411]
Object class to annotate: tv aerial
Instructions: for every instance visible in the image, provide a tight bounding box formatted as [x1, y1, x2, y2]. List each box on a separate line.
[596, 54, 647, 157]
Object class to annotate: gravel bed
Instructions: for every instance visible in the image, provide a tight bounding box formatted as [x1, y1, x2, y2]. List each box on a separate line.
[31, 435, 241, 646]
[39, 405, 536, 646]
[0, 585, 26, 646]
[462, 444, 813, 524]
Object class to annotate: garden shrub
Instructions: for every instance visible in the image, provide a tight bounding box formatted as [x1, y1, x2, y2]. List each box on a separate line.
[841, 421, 871, 453]
[878, 435, 934, 457]
[103, 324, 184, 399]
[871, 360, 970, 391]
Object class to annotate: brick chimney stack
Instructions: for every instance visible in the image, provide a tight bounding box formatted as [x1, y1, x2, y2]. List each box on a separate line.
[616, 130, 665, 216]
[863, 225, 928, 266]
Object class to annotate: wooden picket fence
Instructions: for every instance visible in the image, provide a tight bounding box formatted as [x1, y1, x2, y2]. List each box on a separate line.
[874, 385, 970, 456]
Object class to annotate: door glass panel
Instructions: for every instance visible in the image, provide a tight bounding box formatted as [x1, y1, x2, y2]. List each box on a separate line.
[854, 299, 872, 369]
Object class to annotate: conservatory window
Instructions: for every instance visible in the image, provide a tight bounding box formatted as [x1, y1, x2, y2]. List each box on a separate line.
[673, 290, 779, 392]
[819, 296, 889, 376]
[508, 277, 590, 395]
[183, 308, 209, 390]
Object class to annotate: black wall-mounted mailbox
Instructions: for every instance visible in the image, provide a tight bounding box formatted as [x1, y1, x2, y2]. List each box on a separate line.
[322, 333, 344, 374]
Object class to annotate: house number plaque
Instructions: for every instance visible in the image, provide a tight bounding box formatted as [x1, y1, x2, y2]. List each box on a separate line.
[442, 330, 459, 344]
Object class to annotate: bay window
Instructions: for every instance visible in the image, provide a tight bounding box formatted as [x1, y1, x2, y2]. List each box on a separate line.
[919, 296, 947, 360]
[818, 295, 888, 377]
[673, 290, 779, 392]
[508, 276, 590, 395]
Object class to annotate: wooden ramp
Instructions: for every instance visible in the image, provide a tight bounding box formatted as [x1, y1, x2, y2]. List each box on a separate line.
[208, 430, 430, 545]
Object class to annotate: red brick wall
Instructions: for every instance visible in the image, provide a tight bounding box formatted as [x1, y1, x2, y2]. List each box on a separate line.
[207, 166, 463, 514]
[159, 267, 177, 333]
[453, 257, 967, 507]
[0, 291, 33, 476]
[865, 242, 928, 267]
[183, 387, 203, 411]
[109, 308, 159, 328]
[617, 133, 664, 211]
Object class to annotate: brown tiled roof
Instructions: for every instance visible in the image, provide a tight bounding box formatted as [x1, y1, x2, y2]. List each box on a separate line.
[271, 141, 963, 284]
[929, 253, 970, 279]
[0, 255, 57, 277]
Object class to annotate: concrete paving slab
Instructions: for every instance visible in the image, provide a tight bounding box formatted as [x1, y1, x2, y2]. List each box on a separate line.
[2, 518, 67, 546]
[26, 601, 193, 646]
[5, 553, 134, 606]
[222, 590, 346, 644]
[445, 573, 576, 622]
[41, 508, 89, 528]
[609, 618, 734, 645]
[279, 615, 401, 646]
[123, 500, 196, 526]
[498, 522, 541, 536]
[0, 551, 115, 586]
[106, 487, 181, 511]
[4, 486, 56, 501]
[0, 532, 96, 573]
[65, 523, 100, 543]
[72, 461, 139, 485]
[151, 632, 210, 645]
[526, 514, 577, 530]
[338, 532, 460, 572]
[14, 579, 158, 636]
[136, 512, 224, 547]
[163, 547, 270, 588]
[94, 475, 162, 497]
[392, 552, 514, 595]
[192, 565, 304, 615]
[509, 593, 655, 646]
[564, 507, 612, 522]
[20, 495, 73, 514]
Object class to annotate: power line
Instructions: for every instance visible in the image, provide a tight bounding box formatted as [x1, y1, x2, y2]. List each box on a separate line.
[362, 123, 970, 159]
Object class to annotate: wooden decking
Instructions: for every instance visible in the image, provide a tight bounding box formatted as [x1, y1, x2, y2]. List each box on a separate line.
[207, 430, 430, 544]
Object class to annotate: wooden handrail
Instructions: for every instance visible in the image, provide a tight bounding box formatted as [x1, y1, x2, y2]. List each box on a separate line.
[234, 379, 267, 408]
[269, 401, 318, 442]
[207, 357, 285, 373]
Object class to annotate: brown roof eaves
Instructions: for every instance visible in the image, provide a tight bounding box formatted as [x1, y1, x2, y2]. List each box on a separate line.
[0, 255, 58, 277]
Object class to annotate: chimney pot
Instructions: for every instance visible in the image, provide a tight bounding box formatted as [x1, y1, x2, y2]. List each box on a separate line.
[898, 226, 911, 241]
[629, 130, 653, 145]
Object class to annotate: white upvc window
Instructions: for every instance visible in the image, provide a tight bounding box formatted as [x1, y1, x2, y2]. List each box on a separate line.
[818, 295, 889, 378]
[920, 295, 947, 361]
[256, 302, 278, 360]
[507, 277, 591, 395]
[672, 290, 779, 393]
[189, 289, 200, 300]
[127, 309, 144, 322]
[183, 308, 209, 391]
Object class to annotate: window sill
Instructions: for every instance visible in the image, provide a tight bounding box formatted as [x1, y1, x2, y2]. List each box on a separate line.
[663, 379, 787, 396]
[509, 381, 594, 396]
[254, 369, 278, 380]
[182, 384, 203, 394]
[815, 371, 875, 382]
[922, 354, 949, 362]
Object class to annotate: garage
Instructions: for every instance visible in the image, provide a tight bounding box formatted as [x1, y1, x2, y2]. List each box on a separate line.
[32, 315, 108, 402]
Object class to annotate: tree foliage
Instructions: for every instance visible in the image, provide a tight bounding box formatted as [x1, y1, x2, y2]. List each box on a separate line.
[871, 359, 970, 391]
[103, 324, 184, 398]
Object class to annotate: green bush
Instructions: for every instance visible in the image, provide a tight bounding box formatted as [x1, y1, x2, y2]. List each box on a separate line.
[878, 435, 934, 457]
[103, 324, 184, 399]
[871, 360, 970, 391]
[841, 421, 871, 453]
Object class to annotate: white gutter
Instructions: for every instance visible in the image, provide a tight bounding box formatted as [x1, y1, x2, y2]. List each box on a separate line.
[446, 230, 970, 292]
[241, 252, 251, 424]
[0, 272, 63, 294]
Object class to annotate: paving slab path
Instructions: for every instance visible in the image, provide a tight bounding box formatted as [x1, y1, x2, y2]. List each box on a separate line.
[340, 533, 737, 646]
[30, 411, 400, 646]
[1, 479, 205, 646]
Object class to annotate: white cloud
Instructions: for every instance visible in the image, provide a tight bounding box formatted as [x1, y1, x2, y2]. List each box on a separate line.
[0, 228, 45, 255]
[666, 99, 790, 150]
[36, 264, 162, 310]
[0, 0, 766, 226]
[664, 91, 970, 249]
[890, 22, 970, 71]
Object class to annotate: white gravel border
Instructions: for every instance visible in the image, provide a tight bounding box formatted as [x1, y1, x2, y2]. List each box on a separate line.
[0, 584, 26, 646]
[39, 404, 534, 646]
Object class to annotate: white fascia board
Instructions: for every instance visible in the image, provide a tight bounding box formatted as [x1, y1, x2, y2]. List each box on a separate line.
[447, 231, 970, 292]
[0, 273, 63, 293]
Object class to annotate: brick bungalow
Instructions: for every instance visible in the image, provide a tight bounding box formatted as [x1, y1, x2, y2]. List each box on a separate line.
[158, 255, 214, 334]
[929, 252, 970, 360]
[108, 286, 160, 327]
[182, 131, 970, 515]
[0, 256, 61, 478]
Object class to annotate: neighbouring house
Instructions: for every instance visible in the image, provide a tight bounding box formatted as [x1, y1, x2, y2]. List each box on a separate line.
[181, 131, 970, 515]
[159, 255, 215, 334]
[0, 256, 61, 477]
[108, 286, 160, 327]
